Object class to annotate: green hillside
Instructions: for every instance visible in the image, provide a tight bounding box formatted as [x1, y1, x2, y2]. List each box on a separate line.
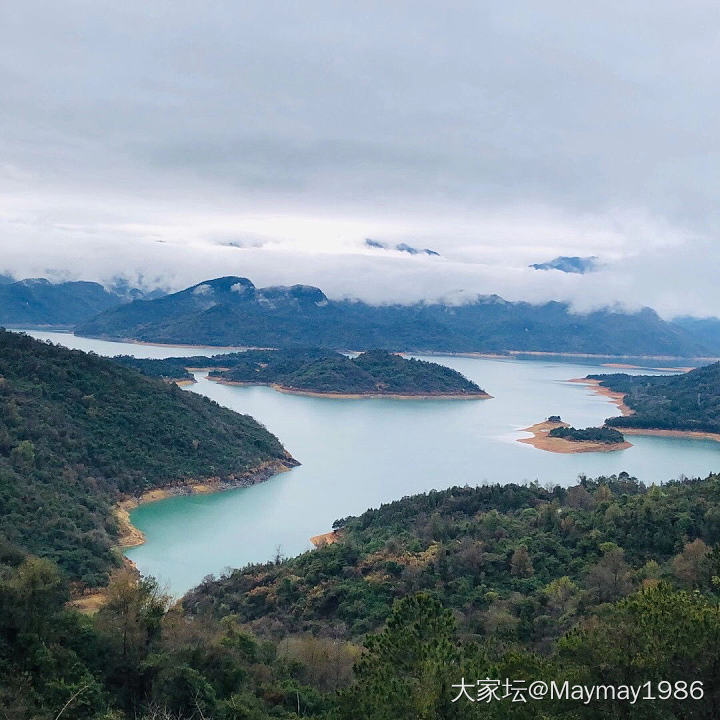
[589, 362, 720, 433]
[115, 347, 487, 396]
[184, 475, 720, 639]
[212, 348, 487, 395]
[0, 330, 295, 586]
[4, 470, 720, 717]
[76, 275, 713, 356]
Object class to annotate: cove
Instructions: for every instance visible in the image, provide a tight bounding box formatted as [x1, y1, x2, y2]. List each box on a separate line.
[21, 331, 720, 595]
[127, 356, 720, 595]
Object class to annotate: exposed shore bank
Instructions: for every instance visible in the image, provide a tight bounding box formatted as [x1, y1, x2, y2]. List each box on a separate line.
[518, 420, 632, 454]
[571, 376, 720, 444]
[115, 457, 300, 551]
[69, 458, 298, 613]
[418, 349, 714, 363]
[208, 377, 492, 400]
[568, 377, 635, 416]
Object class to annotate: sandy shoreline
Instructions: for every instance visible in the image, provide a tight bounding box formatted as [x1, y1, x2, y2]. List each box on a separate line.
[600, 362, 696, 373]
[568, 377, 635, 416]
[209, 377, 492, 400]
[69, 458, 298, 612]
[618, 427, 720, 444]
[114, 458, 299, 551]
[572, 376, 720, 443]
[518, 420, 632, 454]
[506, 350, 716, 362]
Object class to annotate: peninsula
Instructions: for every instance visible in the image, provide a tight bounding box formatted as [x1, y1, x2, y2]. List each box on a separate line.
[0, 330, 297, 589]
[583, 362, 720, 442]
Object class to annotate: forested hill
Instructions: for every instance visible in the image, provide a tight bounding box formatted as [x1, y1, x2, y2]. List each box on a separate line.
[120, 347, 487, 395]
[76, 275, 713, 356]
[589, 362, 720, 433]
[0, 329, 295, 585]
[179, 473, 720, 716]
[5, 466, 720, 715]
[184, 474, 720, 639]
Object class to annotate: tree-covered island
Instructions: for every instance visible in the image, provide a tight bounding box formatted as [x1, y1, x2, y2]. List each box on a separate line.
[519, 418, 631, 453]
[548, 425, 626, 444]
[116, 348, 490, 398]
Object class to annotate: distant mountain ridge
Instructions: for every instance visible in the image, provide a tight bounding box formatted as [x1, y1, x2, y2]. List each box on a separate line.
[76, 275, 716, 356]
[530, 256, 599, 273]
[364, 238, 440, 256]
[0, 278, 121, 326]
[672, 316, 720, 352]
[0, 276, 164, 326]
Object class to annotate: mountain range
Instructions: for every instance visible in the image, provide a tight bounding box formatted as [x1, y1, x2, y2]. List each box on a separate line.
[76, 275, 718, 356]
[529, 255, 599, 273]
[0, 276, 162, 327]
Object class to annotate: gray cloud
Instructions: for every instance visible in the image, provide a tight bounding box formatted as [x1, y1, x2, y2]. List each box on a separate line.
[0, 1, 719, 317]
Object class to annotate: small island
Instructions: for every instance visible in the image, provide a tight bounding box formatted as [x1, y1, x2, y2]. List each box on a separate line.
[114, 348, 491, 399]
[519, 418, 631, 453]
[209, 348, 491, 398]
[548, 425, 626, 444]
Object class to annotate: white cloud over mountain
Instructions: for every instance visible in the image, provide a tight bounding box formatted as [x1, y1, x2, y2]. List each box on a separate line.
[0, 1, 717, 317]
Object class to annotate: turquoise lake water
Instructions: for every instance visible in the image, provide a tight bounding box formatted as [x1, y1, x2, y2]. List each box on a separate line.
[22, 331, 720, 595]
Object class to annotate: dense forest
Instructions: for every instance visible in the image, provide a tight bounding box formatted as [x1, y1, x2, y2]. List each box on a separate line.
[115, 348, 487, 396]
[112, 352, 251, 383]
[75, 275, 713, 356]
[590, 362, 720, 433]
[547, 426, 626, 444]
[5, 473, 720, 718]
[0, 330, 295, 586]
[211, 349, 486, 395]
[4, 329, 720, 718]
[185, 475, 720, 641]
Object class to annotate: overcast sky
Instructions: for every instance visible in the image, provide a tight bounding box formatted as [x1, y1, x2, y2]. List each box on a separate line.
[1, 1, 719, 316]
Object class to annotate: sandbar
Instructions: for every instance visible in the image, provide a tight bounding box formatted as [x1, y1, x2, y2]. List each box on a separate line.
[518, 420, 632, 454]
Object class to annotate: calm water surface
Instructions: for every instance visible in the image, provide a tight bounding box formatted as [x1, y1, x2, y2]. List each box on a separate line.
[21, 329, 246, 358]
[22, 331, 720, 595]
